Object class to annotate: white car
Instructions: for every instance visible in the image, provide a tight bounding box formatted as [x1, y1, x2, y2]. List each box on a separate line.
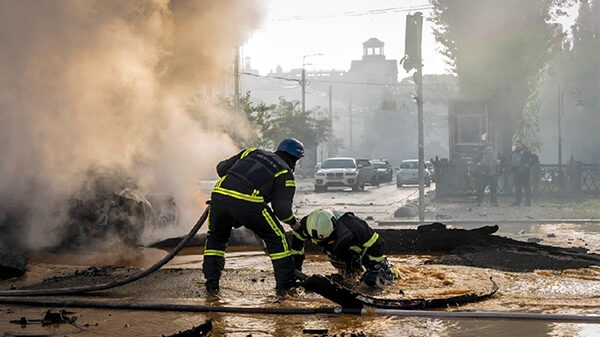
[396, 159, 431, 187]
[314, 157, 370, 192]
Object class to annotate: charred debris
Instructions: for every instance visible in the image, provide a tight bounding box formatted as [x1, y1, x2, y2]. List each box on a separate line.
[0, 169, 179, 279]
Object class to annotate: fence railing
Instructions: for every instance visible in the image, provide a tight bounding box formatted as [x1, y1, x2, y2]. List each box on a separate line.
[433, 161, 600, 197]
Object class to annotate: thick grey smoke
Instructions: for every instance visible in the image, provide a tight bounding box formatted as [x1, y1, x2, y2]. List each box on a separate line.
[0, 0, 260, 250]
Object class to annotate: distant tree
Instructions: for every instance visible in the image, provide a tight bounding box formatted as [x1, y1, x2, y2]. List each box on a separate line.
[430, 0, 568, 154]
[220, 92, 330, 151]
[266, 98, 330, 151]
[551, 0, 599, 162]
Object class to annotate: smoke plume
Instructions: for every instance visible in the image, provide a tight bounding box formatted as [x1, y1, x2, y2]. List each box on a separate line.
[0, 0, 260, 250]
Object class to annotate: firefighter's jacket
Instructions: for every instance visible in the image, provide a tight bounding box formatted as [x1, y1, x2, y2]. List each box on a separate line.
[290, 211, 384, 271]
[211, 148, 297, 224]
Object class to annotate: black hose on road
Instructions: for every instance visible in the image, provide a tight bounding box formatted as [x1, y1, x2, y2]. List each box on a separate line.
[0, 296, 351, 315]
[0, 206, 210, 297]
[1, 297, 599, 324]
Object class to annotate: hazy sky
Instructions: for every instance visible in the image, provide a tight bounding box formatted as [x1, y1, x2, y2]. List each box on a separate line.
[243, 0, 579, 76]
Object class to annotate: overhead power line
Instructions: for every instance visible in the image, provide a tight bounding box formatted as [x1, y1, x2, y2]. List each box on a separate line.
[271, 4, 433, 22]
[241, 71, 300, 83]
[241, 72, 456, 89]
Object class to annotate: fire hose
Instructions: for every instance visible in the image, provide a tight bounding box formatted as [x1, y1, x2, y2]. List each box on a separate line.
[0, 296, 599, 323]
[0, 205, 210, 296]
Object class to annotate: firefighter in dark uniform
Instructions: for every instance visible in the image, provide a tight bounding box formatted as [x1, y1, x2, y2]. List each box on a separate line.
[290, 209, 399, 288]
[203, 138, 304, 296]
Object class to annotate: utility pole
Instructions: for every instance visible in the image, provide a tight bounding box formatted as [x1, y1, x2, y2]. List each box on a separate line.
[328, 85, 333, 157]
[349, 99, 353, 154]
[404, 12, 424, 225]
[557, 85, 562, 171]
[416, 61, 425, 225]
[234, 47, 240, 114]
[301, 53, 323, 114]
[301, 68, 306, 113]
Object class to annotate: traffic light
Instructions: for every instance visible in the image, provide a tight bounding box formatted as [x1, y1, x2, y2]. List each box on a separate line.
[403, 12, 423, 72]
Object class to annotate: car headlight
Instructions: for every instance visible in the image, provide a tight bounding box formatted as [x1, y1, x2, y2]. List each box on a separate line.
[345, 171, 357, 176]
[315, 172, 325, 177]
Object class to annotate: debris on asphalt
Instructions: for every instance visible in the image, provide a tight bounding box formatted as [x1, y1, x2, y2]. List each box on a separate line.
[394, 206, 416, 217]
[303, 328, 329, 334]
[0, 252, 27, 279]
[163, 319, 213, 337]
[9, 309, 77, 326]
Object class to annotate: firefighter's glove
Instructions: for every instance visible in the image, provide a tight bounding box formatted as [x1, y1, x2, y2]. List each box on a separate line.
[361, 259, 398, 288]
[345, 251, 363, 276]
[361, 268, 380, 288]
[330, 251, 362, 278]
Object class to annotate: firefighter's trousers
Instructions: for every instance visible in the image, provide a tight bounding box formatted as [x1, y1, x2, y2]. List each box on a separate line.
[202, 198, 295, 289]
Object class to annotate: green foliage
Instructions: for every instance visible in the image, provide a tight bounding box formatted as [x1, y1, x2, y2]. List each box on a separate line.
[220, 92, 330, 151]
[550, 0, 600, 163]
[430, 0, 568, 153]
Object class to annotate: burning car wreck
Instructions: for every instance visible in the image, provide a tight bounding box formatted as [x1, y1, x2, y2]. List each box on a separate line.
[61, 170, 179, 248]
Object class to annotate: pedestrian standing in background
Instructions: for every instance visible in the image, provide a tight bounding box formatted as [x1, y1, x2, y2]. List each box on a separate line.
[475, 143, 500, 206]
[510, 140, 533, 206]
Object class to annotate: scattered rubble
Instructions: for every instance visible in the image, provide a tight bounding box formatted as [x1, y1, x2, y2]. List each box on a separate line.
[154, 222, 600, 273]
[9, 309, 77, 326]
[0, 252, 27, 279]
[393, 206, 416, 218]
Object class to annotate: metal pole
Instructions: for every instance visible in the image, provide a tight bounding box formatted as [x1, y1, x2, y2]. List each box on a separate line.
[406, 11, 424, 224]
[234, 47, 240, 114]
[558, 85, 562, 170]
[415, 12, 425, 225]
[349, 99, 353, 154]
[417, 67, 424, 225]
[301, 68, 306, 114]
[328, 85, 333, 157]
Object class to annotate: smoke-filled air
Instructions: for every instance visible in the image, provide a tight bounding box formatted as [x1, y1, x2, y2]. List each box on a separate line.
[0, 0, 260, 251]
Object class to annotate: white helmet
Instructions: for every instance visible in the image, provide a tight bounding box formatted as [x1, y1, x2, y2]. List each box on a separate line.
[306, 209, 335, 241]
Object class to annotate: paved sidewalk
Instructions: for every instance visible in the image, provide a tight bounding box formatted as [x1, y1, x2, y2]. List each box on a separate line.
[425, 197, 600, 222]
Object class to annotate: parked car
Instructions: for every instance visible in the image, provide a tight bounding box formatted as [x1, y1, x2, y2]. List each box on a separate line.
[371, 159, 393, 182]
[396, 159, 431, 187]
[356, 158, 378, 186]
[314, 157, 373, 192]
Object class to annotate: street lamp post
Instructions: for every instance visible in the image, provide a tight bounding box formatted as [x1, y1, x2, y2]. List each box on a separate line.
[557, 85, 585, 171]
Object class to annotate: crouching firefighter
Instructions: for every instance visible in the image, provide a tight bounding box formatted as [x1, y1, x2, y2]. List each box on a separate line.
[203, 138, 304, 297]
[290, 209, 400, 288]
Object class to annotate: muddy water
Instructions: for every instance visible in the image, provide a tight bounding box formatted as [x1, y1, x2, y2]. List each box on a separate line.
[2, 224, 600, 336]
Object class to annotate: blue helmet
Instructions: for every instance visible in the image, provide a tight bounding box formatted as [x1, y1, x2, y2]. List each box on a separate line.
[276, 138, 305, 159]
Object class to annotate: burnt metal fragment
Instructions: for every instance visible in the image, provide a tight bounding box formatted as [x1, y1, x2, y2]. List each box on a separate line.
[9, 309, 77, 326]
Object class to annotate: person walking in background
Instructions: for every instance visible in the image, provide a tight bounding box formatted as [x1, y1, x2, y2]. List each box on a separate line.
[510, 140, 533, 206]
[475, 143, 500, 206]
